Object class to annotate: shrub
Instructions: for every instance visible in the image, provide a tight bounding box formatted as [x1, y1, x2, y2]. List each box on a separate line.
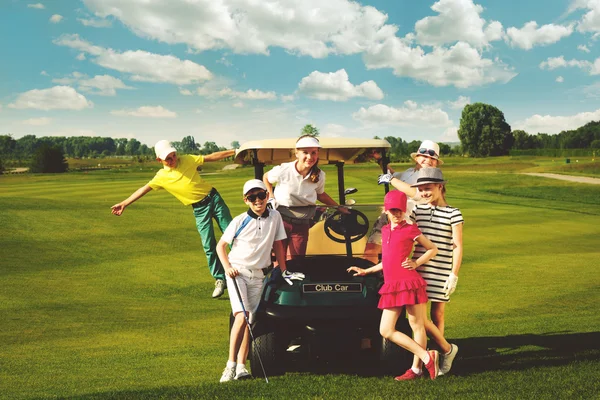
[29, 144, 68, 173]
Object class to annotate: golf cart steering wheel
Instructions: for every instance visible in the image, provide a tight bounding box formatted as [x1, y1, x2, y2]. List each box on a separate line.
[324, 209, 369, 243]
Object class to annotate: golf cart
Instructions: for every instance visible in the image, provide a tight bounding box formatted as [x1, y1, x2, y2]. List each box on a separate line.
[234, 137, 410, 376]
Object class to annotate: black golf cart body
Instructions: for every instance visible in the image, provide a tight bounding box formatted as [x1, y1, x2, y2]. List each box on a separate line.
[234, 137, 409, 376]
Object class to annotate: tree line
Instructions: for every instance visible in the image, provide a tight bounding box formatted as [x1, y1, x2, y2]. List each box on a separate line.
[458, 103, 600, 157]
[0, 134, 232, 162]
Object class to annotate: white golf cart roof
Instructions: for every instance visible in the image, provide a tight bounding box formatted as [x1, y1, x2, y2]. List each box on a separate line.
[235, 137, 391, 165]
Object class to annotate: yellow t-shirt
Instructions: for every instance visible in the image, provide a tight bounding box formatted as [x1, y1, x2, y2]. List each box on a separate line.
[148, 154, 212, 206]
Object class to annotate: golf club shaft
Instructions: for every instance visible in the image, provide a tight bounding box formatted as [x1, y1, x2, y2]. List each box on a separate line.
[232, 276, 269, 384]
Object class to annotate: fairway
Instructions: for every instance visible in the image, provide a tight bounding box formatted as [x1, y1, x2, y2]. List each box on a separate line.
[1, 161, 599, 399]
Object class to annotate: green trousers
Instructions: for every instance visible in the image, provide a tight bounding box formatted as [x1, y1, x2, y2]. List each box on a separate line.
[192, 190, 232, 281]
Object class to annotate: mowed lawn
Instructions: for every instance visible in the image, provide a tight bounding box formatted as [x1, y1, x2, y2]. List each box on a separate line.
[1, 159, 599, 399]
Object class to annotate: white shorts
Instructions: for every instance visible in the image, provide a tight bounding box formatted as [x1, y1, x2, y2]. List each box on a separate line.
[225, 270, 266, 320]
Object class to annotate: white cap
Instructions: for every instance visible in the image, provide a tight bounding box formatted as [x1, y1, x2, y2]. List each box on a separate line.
[154, 140, 177, 160]
[243, 179, 267, 195]
[410, 139, 443, 165]
[295, 136, 321, 148]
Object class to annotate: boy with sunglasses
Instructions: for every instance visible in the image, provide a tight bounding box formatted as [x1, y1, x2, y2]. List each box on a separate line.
[110, 140, 235, 298]
[216, 179, 287, 382]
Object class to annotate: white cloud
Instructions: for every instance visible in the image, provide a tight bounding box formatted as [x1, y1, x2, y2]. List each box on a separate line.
[53, 34, 213, 85]
[297, 69, 384, 101]
[539, 55, 600, 75]
[280, 94, 295, 103]
[321, 123, 346, 138]
[77, 18, 112, 28]
[505, 21, 573, 50]
[179, 88, 193, 96]
[448, 95, 471, 109]
[40, 70, 49, 76]
[111, 106, 177, 118]
[581, 81, 600, 98]
[76, 53, 86, 61]
[27, 3, 45, 9]
[52, 72, 132, 95]
[82, 0, 396, 58]
[8, 86, 93, 111]
[414, 0, 504, 47]
[352, 101, 453, 128]
[232, 102, 244, 108]
[578, 44, 591, 52]
[513, 108, 600, 134]
[80, 0, 516, 89]
[196, 84, 276, 100]
[556, 76, 564, 83]
[572, 0, 600, 35]
[22, 117, 52, 126]
[49, 14, 64, 24]
[441, 126, 459, 141]
[364, 39, 516, 88]
[78, 75, 134, 96]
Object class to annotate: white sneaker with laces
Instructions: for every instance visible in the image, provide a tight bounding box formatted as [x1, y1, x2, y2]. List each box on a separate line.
[212, 279, 226, 298]
[220, 366, 236, 383]
[234, 365, 252, 380]
[440, 343, 459, 375]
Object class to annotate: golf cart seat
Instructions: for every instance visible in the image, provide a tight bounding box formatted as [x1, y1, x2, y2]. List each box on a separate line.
[306, 220, 368, 256]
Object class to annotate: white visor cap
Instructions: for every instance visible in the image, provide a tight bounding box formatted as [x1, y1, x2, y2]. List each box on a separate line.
[295, 136, 321, 148]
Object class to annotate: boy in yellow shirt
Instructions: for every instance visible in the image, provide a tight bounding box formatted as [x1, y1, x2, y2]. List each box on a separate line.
[111, 140, 235, 298]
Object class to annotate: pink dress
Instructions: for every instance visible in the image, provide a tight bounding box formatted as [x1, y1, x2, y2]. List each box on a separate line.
[378, 222, 428, 309]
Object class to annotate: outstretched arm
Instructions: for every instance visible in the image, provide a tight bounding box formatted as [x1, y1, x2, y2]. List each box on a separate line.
[389, 177, 418, 198]
[203, 149, 235, 162]
[111, 184, 152, 216]
[347, 262, 383, 276]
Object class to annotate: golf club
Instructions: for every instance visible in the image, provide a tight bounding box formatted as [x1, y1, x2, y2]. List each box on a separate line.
[232, 277, 269, 383]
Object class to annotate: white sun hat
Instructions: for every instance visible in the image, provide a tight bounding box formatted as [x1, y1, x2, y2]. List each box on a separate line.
[154, 140, 177, 160]
[295, 136, 321, 148]
[410, 140, 444, 165]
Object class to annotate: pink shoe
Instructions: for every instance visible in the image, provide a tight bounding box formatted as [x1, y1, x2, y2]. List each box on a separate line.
[395, 369, 423, 381]
[424, 350, 439, 380]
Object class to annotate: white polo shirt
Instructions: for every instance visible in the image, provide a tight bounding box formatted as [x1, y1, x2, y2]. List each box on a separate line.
[220, 208, 287, 271]
[267, 161, 325, 207]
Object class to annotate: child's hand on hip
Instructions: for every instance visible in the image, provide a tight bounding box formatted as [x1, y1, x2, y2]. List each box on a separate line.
[402, 258, 417, 270]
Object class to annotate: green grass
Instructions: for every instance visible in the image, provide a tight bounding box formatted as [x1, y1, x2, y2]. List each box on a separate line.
[1, 159, 599, 399]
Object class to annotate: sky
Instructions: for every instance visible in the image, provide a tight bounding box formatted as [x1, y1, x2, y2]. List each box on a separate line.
[1, 0, 600, 148]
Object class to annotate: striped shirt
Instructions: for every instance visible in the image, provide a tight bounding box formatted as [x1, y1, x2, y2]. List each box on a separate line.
[411, 204, 464, 302]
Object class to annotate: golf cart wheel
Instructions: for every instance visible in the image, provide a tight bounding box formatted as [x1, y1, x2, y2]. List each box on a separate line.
[250, 331, 284, 378]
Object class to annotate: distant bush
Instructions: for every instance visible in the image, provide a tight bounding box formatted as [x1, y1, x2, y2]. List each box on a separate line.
[0, 157, 3, 173]
[29, 144, 68, 173]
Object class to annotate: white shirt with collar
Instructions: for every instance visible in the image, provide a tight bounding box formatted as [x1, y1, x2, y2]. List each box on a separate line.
[220, 208, 287, 271]
[267, 161, 325, 207]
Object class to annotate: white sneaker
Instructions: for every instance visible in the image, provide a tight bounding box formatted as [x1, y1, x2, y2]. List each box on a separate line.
[212, 279, 226, 298]
[234, 365, 252, 380]
[440, 343, 459, 375]
[220, 366, 236, 383]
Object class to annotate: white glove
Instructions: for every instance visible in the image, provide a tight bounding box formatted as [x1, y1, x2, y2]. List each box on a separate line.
[267, 198, 279, 209]
[282, 270, 305, 285]
[443, 273, 458, 298]
[377, 173, 393, 185]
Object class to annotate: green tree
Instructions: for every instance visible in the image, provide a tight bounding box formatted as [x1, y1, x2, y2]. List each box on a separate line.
[0, 157, 4, 173]
[200, 141, 220, 155]
[301, 124, 320, 137]
[179, 136, 198, 153]
[458, 103, 513, 157]
[231, 141, 240, 149]
[29, 144, 68, 173]
[0, 135, 17, 157]
[591, 140, 600, 149]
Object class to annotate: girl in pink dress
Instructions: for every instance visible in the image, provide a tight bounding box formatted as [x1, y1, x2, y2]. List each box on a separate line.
[347, 190, 440, 380]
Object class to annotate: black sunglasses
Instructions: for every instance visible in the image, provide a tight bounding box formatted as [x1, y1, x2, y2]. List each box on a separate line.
[418, 148, 437, 157]
[245, 191, 267, 202]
